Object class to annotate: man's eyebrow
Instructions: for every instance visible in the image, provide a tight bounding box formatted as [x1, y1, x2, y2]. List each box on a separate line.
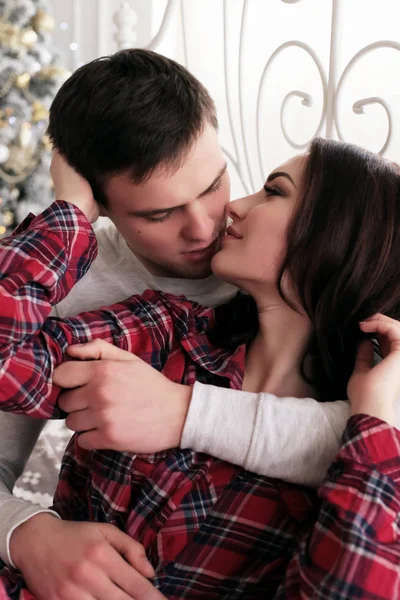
[197, 163, 228, 198]
[128, 162, 228, 218]
[266, 171, 296, 188]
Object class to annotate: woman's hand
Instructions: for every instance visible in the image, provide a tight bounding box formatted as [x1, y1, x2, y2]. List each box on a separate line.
[50, 150, 100, 223]
[347, 313, 400, 426]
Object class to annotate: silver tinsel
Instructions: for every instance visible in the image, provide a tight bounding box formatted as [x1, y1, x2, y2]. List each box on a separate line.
[0, 0, 70, 236]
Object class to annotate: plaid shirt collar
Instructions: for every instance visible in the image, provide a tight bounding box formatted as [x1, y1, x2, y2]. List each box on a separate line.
[181, 333, 246, 389]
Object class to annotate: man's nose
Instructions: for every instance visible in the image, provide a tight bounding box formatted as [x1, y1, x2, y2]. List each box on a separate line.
[182, 203, 215, 242]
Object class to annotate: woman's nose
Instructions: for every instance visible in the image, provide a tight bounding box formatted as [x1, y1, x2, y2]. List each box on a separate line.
[228, 194, 257, 221]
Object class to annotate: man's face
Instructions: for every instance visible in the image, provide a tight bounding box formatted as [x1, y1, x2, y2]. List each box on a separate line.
[103, 125, 230, 279]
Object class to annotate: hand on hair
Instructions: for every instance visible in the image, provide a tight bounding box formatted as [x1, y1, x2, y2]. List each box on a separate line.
[53, 339, 191, 453]
[50, 150, 100, 223]
[347, 313, 400, 426]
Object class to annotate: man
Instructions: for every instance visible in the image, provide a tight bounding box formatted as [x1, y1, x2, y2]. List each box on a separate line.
[0, 49, 349, 600]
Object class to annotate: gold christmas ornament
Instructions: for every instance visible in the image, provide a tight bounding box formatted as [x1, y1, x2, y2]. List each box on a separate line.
[0, 18, 20, 50]
[38, 65, 72, 81]
[2, 211, 14, 227]
[32, 9, 55, 34]
[32, 101, 49, 122]
[19, 122, 33, 148]
[0, 226, 6, 236]
[15, 73, 31, 89]
[0, 18, 40, 52]
[21, 28, 38, 48]
[0, 144, 10, 164]
[3, 142, 36, 176]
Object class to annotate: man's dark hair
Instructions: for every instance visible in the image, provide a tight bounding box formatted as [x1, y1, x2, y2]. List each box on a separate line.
[47, 49, 218, 206]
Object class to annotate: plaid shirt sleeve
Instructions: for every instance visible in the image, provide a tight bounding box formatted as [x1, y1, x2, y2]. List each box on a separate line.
[277, 414, 400, 599]
[0, 201, 179, 419]
[0, 200, 97, 340]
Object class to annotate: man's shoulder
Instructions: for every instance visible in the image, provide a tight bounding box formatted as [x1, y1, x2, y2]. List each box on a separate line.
[53, 224, 143, 318]
[94, 222, 127, 260]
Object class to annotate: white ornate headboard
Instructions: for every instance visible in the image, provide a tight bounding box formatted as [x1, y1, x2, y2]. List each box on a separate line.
[53, 0, 400, 200]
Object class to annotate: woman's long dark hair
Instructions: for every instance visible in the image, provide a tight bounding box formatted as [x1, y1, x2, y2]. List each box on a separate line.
[211, 138, 400, 401]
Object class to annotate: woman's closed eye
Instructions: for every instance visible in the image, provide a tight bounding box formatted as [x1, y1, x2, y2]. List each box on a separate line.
[263, 184, 283, 197]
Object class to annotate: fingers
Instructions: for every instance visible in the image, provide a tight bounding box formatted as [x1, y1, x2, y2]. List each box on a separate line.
[76, 427, 125, 451]
[360, 313, 400, 350]
[67, 340, 135, 362]
[353, 339, 374, 375]
[101, 528, 167, 599]
[77, 429, 104, 451]
[106, 555, 162, 600]
[53, 360, 96, 388]
[67, 567, 134, 600]
[58, 386, 91, 412]
[65, 408, 97, 432]
[104, 526, 154, 579]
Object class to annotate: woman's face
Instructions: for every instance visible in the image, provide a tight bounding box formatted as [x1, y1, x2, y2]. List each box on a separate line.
[212, 154, 305, 293]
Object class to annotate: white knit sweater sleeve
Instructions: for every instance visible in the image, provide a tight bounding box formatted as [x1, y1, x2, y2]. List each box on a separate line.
[181, 382, 351, 487]
[0, 413, 60, 566]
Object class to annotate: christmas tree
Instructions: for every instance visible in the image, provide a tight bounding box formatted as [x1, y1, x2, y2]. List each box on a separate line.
[0, 0, 70, 238]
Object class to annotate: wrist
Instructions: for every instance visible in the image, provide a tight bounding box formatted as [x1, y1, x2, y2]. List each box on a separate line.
[10, 513, 60, 571]
[172, 383, 191, 447]
[56, 196, 98, 224]
[351, 403, 395, 426]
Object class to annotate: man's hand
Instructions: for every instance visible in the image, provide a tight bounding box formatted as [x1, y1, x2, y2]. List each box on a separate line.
[53, 339, 191, 453]
[348, 313, 400, 426]
[10, 513, 166, 600]
[50, 150, 100, 223]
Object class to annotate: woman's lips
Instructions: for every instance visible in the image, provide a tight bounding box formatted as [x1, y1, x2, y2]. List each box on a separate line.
[224, 225, 242, 240]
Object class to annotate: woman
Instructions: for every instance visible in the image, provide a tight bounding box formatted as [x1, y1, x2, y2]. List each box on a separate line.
[0, 137, 399, 599]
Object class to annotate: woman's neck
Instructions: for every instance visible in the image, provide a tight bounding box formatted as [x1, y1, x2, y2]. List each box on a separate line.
[242, 297, 314, 398]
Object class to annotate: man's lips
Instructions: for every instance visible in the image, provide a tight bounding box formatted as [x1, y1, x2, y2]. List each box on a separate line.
[183, 237, 220, 260]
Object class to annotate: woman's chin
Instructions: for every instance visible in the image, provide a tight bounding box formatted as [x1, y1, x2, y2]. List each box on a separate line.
[211, 250, 237, 286]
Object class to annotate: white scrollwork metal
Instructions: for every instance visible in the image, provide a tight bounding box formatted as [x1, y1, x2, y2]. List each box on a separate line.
[71, 0, 82, 69]
[113, 1, 138, 50]
[256, 40, 327, 182]
[222, 0, 250, 195]
[107, 0, 400, 194]
[145, 0, 178, 51]
[334, 41, 400, 155]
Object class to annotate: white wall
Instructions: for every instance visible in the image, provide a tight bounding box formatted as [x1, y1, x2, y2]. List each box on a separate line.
[49, 0, 400, 200]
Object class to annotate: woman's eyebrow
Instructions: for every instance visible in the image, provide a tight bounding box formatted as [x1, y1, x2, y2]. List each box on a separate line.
[266, 171, 296, 188]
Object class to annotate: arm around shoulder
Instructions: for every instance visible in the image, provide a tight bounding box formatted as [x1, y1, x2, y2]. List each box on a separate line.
[182, 382, 350, 487]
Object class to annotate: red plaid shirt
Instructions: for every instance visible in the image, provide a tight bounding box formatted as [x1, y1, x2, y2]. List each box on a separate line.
[0, 202, 399, 600]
